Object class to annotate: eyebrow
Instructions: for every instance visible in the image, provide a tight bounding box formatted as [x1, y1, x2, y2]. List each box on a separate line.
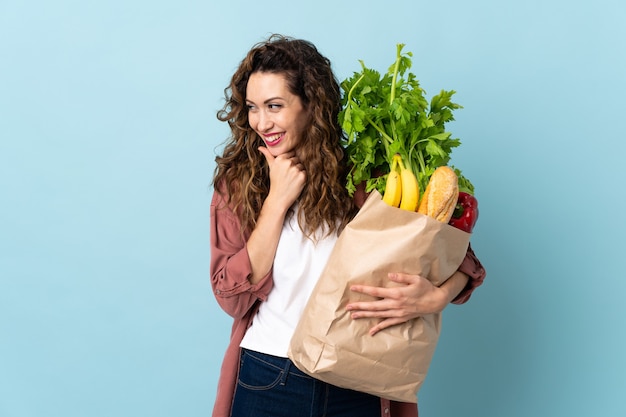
[246, 96, 284, 104]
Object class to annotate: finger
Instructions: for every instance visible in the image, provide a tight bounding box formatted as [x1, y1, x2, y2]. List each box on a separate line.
[287, 155, 304, 170]
[387, 272, 416, 284]
[350, 284, 405, 303]
[350, 284, 394, 299]
[287, 156, 304, 170]
[258, 146, 274, 164]
[350, 307, 403, 319]
[369, 317, 406, 336]
[347, 299, 397, 314]
[388, 272, 430, 286]
[275, 151, 296, 160]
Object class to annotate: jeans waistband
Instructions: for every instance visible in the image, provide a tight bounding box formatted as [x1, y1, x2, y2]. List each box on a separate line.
[241, 348, 311, 379]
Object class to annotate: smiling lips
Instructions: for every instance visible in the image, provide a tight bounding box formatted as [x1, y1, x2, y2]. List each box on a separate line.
[264, 133, 284, 146]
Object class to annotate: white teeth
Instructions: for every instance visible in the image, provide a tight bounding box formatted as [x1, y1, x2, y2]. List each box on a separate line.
[266, 133, 283, 143]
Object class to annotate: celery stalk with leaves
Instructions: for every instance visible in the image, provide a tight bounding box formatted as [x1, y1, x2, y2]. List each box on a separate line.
[339, 44, 475, 198]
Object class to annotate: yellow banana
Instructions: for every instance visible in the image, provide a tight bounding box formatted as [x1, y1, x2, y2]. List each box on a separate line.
[397, 155, 419, 211]
[382, 155, 402, 207]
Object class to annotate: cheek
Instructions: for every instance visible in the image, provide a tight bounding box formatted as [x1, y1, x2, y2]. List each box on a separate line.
[247, 113, 257, 130]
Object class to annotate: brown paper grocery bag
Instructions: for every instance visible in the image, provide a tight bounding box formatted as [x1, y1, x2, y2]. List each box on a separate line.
[287, 190, 470, 403]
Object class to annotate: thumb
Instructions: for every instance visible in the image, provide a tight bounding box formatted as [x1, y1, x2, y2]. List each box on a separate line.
[258, 146, 274, 165]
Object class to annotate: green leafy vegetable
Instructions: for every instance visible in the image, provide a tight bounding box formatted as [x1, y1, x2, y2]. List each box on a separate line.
[339, 44, 475, 197]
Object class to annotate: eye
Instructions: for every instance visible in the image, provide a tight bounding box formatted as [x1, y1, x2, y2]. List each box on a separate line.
[268, 103, 282, 110]
[246, 103, 257, 111]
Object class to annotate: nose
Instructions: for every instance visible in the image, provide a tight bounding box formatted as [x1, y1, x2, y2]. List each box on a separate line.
[256, 110, 273, 132]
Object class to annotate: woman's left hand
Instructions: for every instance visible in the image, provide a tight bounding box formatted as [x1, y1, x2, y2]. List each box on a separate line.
[346, 273, 453, 336]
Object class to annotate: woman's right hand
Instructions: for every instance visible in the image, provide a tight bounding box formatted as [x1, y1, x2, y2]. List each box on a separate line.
[259, 146, 306, 211]
[243, 147, 305, 284]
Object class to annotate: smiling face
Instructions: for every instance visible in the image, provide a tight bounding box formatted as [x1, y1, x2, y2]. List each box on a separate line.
[246, 72, 309, 157]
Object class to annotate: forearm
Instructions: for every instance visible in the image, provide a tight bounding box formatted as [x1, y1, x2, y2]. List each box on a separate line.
[439, 270, 470, 307]
[210, 190, 275, 318]
[451, 243, 487, 304]
[246, 196, 289, 284]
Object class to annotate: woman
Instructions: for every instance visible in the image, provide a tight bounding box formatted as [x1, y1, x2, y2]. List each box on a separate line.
[210, 34, 486, 417]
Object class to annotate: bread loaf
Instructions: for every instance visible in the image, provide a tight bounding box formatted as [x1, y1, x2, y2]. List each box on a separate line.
[417, 166, 459, 222]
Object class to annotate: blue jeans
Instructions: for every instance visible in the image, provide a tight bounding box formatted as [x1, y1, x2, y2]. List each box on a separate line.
[231, 349, 381, 417]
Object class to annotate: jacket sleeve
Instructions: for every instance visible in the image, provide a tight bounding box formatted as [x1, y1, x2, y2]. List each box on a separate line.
[451, 243, 486, 304]
[210, 189, 273, 319]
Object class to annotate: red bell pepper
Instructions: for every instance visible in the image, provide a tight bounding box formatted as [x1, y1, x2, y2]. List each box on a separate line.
[448, 192, 479, 233]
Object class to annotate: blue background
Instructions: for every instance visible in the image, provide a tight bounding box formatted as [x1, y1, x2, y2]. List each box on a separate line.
[2, 1, 625, 416]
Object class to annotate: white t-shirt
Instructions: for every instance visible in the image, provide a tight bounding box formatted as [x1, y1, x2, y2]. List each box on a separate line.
[240, 211, 338, 357]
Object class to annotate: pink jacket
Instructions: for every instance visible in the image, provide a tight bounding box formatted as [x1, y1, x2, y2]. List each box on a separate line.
[209, 189, 486, 417]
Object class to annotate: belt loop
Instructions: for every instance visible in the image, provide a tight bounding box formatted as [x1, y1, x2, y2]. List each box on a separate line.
[279, 358, 292, 385]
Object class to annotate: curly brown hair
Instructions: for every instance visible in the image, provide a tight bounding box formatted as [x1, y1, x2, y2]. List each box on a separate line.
[213, 34, 357, 238]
